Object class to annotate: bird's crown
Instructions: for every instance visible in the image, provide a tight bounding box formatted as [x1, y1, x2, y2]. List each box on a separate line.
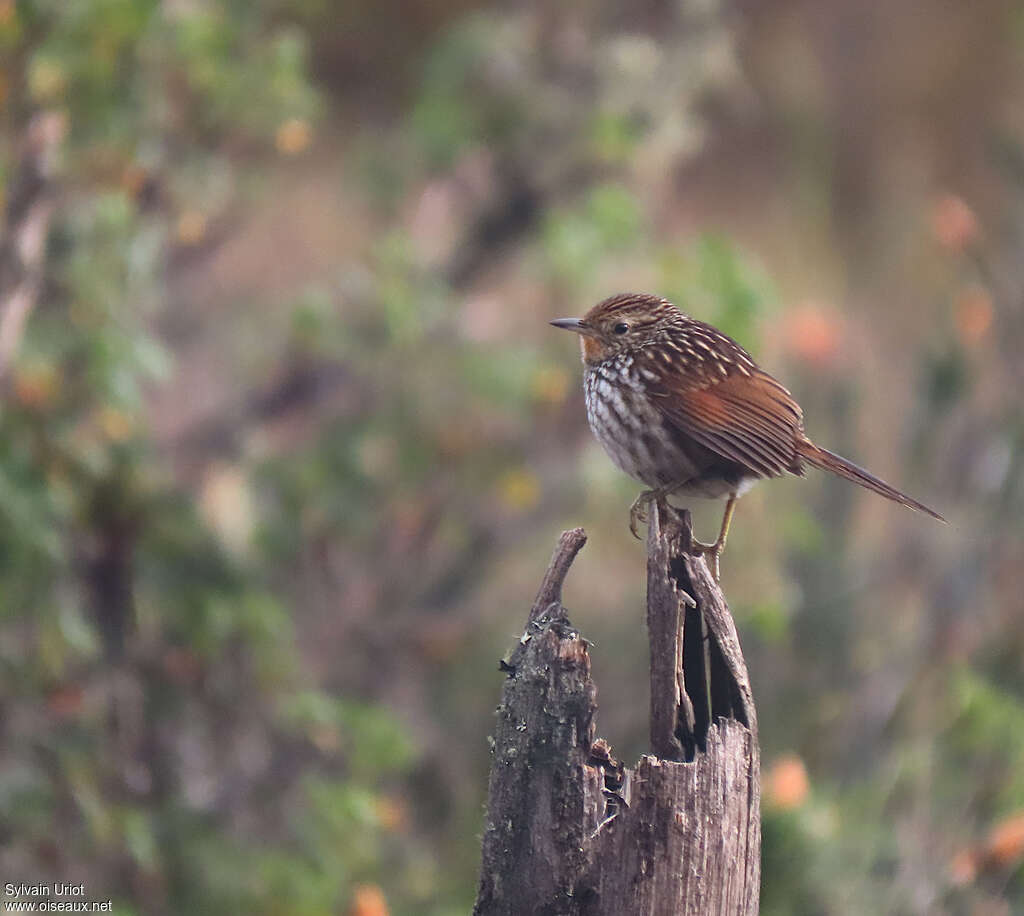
[551, 293, 683, 364]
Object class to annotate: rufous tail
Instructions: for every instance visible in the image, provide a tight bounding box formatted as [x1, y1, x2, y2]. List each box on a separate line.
[797, 439, 945, 522]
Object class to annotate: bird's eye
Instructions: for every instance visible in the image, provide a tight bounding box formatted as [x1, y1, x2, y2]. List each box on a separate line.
[613, 322, 630, 335]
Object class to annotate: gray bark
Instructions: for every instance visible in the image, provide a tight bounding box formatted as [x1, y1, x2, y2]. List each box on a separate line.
[474, 505, 760, 916]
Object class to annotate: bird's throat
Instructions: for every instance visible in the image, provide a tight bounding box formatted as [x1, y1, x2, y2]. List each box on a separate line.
[580, 335, 605, 365]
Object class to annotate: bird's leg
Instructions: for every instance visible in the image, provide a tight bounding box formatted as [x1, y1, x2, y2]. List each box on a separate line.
[689, 494, 737, 582]
[629, 480, 692, 539]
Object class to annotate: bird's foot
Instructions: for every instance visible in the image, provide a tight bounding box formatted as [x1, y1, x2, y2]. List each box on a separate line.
[629, 482, 693, 539]
[688, 493, 737, 583]
[630, 496, 724, 580]
[628, 489, 661, 540]
[689, 538, 723, 582]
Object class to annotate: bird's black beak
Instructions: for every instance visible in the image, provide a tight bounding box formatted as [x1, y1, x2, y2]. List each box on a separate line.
[550, 317, 588, 334]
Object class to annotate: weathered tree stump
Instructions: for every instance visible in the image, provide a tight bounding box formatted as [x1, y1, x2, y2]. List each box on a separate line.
[474, 503, 760, 915]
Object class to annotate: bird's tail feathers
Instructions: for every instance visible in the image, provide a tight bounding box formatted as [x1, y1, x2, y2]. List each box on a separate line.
[797, 439, 945, 522]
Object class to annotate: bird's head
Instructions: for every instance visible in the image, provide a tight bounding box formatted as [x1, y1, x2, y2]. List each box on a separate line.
[551, 292, 679, 365]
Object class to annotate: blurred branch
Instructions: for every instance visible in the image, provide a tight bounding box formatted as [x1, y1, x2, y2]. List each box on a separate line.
[445, 163, 544, 290]
[161, 360, 355, 466]
[0, 112, 64, 383]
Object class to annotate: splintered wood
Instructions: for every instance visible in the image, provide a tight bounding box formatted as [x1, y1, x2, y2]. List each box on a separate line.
[475, 510, 760, 915]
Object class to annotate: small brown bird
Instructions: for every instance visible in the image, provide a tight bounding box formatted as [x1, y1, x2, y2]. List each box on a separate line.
[552, 292, 944, 579]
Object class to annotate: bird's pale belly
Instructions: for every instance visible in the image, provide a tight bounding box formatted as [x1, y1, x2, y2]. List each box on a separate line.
[584, 367, 756, 501]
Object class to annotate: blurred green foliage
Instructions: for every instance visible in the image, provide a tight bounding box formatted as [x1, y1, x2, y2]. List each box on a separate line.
[0, 2, 417, 915]
[542, 184, 643, 288]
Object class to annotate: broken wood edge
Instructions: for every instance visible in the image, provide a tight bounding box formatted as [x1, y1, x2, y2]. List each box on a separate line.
[475, 523, 761, 915]
[573, 502, 759, 914]
[529, 526, 587, 624]
[582, 720, 760, 915]
[476, 529, 598, 915]
[647, 501, 758, 760]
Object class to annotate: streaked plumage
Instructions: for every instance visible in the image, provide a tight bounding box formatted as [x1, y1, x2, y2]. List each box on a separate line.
[552, 292, 944, 576]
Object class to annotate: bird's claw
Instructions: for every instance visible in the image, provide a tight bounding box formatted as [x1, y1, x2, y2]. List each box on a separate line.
[628, 487, 729, 583]
[690, 538, 722, 582]
[628, 490, 657, 539]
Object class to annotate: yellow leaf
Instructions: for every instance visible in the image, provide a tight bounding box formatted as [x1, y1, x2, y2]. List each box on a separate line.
[98, 406, 134, 442]
[496, 469, 540, 512]
[199, 463, 255, 556]
[531, 366, 570, 405]
[14, 361, 60, 409]
[176, 210, 208, 245]
[275, 118, 312, 155]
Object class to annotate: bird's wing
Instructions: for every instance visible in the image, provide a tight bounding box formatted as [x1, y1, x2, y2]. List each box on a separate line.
[644, 364, 805, 478]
